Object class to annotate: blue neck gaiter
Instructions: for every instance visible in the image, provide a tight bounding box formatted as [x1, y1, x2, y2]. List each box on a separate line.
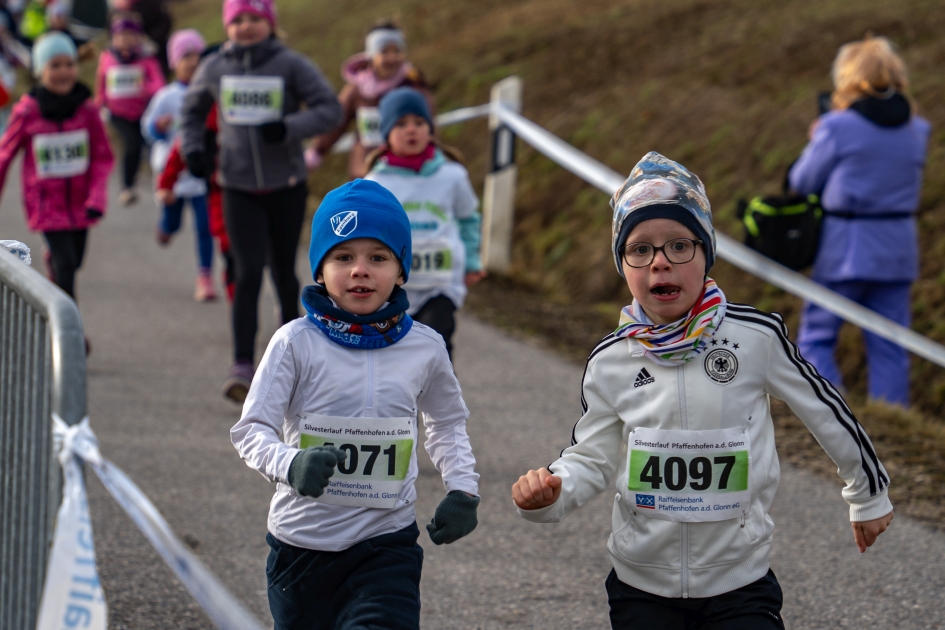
[301, 284, 413, 350]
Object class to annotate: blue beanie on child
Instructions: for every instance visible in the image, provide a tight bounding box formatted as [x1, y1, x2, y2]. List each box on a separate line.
[32, 32, 78, 78]
[379, 87, 433, 141]
[309, 179, 412, 281]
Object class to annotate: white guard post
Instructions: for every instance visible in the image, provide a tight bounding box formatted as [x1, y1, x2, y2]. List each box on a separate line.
[481, 76, 522, 273]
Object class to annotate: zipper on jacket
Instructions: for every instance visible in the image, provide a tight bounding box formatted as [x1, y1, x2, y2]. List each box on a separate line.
[365, 349, 375, 417]
[677, 366, 689, 597]
[243, 50, 266, 189]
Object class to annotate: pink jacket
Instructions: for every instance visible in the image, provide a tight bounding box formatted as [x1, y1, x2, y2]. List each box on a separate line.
[0, 94, 114, 232]
[94, 50, 165, 121]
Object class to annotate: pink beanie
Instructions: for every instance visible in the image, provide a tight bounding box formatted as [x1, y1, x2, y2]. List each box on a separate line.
[167, 29, 206, 69]
[223, 0, 276, 27]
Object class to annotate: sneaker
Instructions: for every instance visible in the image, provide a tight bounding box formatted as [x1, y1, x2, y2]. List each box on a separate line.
[194, 272, 217, 302]
[118, 188, 138, 206]
[156, 227, 171, 246]
[223, 361, 254, 403]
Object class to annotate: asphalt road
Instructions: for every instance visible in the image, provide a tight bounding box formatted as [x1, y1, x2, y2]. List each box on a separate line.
[2, 165, 944, 629]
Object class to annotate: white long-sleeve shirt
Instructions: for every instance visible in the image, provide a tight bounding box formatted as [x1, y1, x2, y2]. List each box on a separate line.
[231, 316, 479, 551]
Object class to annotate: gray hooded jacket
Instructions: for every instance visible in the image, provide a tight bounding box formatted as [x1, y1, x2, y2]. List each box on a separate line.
[180, 37, 342, 192]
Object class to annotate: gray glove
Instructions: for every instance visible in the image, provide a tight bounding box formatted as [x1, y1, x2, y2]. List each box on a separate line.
[287, 446, 347, 498]
[426, 491, 480, 545]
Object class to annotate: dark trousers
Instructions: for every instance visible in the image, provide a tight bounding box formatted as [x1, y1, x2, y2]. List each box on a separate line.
[224, 184, 307, 362]
[109, 115, 144, 189]
[413, 295, 457, 359]
[606, 569, 785, 630]
[266, 523, 423, 630]
[43, 229, 88, 298]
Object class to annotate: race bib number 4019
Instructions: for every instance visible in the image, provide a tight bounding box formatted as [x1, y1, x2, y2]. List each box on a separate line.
[220, 76, 284, 125]
[298, 414, 415, 509]
[33, 130, 90, 179]
[408, 240, 453, 289]
[625, 427, 750, 522]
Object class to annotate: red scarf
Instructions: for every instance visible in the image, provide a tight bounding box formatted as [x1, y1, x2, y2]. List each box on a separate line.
[382, 144, 436, 172]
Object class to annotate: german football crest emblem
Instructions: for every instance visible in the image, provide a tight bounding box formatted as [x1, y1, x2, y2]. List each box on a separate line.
[704, 348, 738, 384]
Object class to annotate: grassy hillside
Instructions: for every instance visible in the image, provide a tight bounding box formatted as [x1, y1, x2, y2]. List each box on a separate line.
[170, 0, 945, 524]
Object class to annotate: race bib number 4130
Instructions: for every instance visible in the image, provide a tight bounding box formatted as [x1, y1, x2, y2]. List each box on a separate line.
[220, 75, 284, 125]
[298, 414, 415, 509]
[625, 426, 750, 522]
[32, 130, 90, 179]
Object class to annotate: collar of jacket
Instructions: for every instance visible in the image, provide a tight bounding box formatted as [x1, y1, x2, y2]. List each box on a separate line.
[302, 284, 411, 325]
[849, 92, 911, 127]
[372, 146, 445, 177]
[224, 35, 282, 68]
[30, 82, 91, 122]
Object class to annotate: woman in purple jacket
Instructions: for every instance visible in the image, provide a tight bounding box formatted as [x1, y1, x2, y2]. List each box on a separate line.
[789, 36, 930, 406]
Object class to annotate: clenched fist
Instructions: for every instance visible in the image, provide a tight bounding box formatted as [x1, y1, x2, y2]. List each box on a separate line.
[512, 467, 562, 510]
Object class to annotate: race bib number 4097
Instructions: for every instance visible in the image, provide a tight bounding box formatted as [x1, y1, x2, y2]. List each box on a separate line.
[625, 427, 750, 522]
[298, 414, 415, 509]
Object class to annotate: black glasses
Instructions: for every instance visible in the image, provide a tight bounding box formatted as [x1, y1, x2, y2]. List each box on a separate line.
[620, 238, 704, 268]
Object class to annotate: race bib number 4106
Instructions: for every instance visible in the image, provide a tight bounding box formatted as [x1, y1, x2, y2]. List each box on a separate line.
[298, 414, 415, 509]
[220, 76, 284, 125]
[625, 426, 750, 522]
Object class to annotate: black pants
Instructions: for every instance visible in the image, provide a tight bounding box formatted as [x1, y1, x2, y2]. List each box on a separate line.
[43, 230, 87, 298]
[224, 184, 307, 362]
[109, 115, 144, 189]
[606, 569, 785, 629]
[413, 295, 457, 359]
[266, 524, 423, 630]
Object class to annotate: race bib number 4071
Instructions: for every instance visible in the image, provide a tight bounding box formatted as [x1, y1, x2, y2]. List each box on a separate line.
[220, 75, 284, 125]
[298, 414, 415, 509]
[625, 427, 750, 522]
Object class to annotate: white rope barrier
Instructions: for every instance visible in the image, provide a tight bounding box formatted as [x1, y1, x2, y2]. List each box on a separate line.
[39, 417, 266, 630]
[493, 105, 945, 370]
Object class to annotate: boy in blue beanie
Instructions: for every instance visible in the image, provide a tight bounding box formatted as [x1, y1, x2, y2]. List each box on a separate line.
[231, 178, 480, 630]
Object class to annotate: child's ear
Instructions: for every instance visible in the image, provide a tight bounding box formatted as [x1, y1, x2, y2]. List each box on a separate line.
[395, 271, 405, 287]
[315, 271, 324, 284]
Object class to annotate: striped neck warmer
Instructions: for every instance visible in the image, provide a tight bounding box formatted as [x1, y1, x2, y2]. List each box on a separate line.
[615, 279, 726, 366]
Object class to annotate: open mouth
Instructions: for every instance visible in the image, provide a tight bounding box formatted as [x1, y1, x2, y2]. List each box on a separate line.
[349, 287, 374, 295]
[650, 284, 681, 297]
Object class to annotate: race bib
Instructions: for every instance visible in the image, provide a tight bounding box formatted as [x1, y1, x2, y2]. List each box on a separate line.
[356, 106, 383, 148]
[298, 414, 415, 509]
[32, 130, 90, 179]
[625, 427, 750, 522]
[220, 75, 284, 125]
[106, 65, 143, 98]
[408, 239, 453, 289]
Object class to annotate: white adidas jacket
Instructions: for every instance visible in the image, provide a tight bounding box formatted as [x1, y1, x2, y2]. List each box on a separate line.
[231, 317, 479, 552]
[518, 304, 892, 598]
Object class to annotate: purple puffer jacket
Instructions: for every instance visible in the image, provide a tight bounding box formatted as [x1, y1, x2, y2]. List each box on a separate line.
[789, 97, 931, 282]
[0, 92, 114, 232]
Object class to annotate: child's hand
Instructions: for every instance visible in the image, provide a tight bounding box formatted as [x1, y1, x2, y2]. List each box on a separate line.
[852, 511, 893, 553]
[156, 189, 176, 205]
[512, 467, 562, 510]
[287, 446, 347, 498]
[155, 114, 174, 133]
[464, 271, 487, 287]
[426, 491, 480, 545]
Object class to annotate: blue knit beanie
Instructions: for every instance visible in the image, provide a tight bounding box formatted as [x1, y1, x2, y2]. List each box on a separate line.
[309, 179, 412, 281]
[379, 87, 433, 141]
[32, 32, 78, 78]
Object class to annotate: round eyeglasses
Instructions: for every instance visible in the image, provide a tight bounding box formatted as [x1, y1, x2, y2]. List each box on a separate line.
[620, 238, 704, 268]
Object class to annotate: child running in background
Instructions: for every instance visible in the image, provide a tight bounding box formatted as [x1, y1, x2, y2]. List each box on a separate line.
[142, 29, 216, 301]
[158, 104, 235, 302]
[231, 179, 480, 630]
[94, 13, 164, 206]
[365, 87, 485, 358]
[180, 0, 342, 402]
[0, 33, 113, 320]
[511, 152, 894, 629]
[306, 20, 431, 179]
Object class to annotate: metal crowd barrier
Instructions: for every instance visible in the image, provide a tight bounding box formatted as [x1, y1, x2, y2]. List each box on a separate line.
[0, 250, 87, 630]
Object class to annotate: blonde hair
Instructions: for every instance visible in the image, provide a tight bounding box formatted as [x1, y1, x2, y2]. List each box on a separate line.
[831, 35, 910, 110]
